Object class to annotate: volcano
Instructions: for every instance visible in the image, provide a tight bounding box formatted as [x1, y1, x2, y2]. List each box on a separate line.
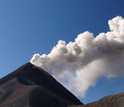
[0, 62, 83, 107]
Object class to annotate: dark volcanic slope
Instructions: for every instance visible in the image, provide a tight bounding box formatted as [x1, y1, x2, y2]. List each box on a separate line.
[69, 93, 124, 107]
[0, 62, 82, 107]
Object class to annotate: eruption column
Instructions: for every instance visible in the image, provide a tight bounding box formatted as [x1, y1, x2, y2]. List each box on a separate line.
[30, 16, 124, 97]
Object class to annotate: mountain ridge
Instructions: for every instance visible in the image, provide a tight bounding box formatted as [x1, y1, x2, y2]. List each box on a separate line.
[68, 92, 124, 107]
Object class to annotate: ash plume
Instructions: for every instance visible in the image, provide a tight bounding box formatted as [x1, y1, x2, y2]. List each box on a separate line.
[30, 16, 124, 97]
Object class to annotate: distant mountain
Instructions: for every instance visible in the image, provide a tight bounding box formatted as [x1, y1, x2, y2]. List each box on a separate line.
[0, 62, 83, 107]
[69, 93, 124, 107]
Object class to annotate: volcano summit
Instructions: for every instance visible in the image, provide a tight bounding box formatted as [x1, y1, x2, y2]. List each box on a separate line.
[0, 62, 82, 107]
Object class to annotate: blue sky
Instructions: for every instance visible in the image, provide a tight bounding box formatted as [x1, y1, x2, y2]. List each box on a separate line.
[0, 0, 124, 104]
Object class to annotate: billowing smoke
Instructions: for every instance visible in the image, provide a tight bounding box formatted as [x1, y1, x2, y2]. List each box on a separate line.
[30, 16, 124, 97]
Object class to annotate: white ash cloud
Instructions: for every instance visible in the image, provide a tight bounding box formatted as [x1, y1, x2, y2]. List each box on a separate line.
[30, 16, 124, 97]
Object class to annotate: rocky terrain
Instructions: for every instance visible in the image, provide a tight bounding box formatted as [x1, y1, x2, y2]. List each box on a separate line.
[69, 93, 124, 107]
